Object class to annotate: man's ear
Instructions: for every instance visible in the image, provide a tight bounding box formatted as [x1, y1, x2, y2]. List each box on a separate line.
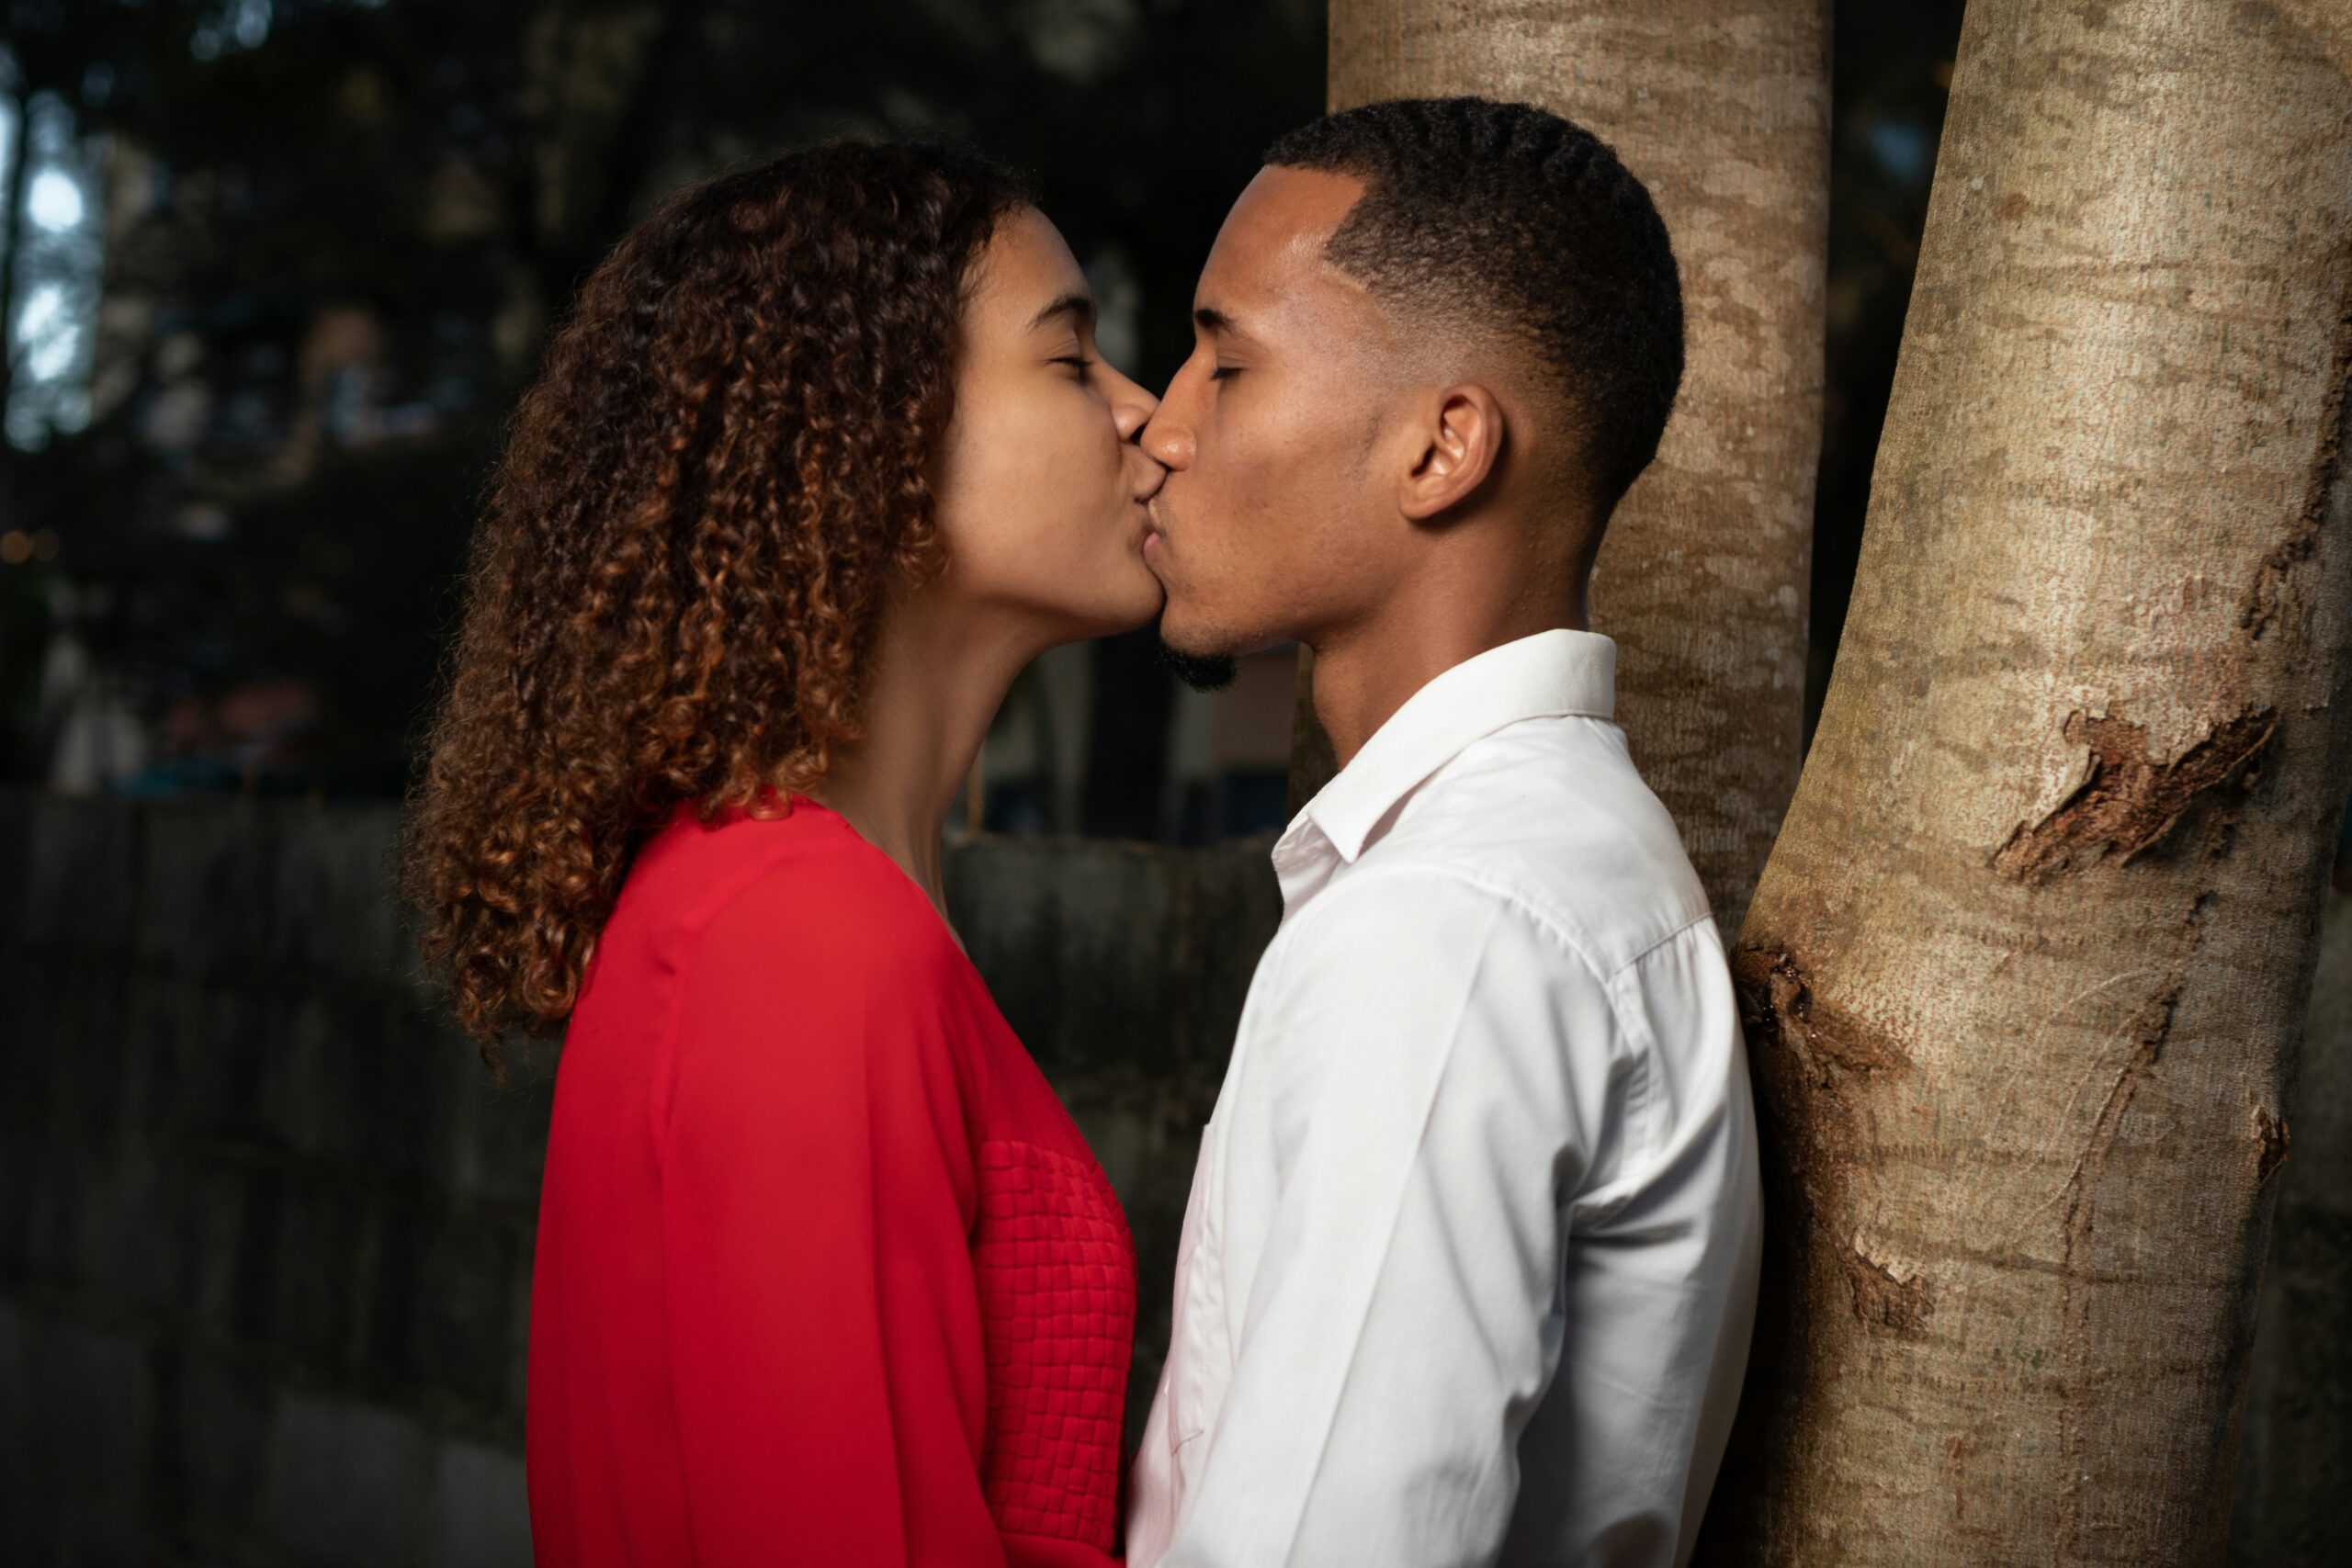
[1398, 383, 1506, 524]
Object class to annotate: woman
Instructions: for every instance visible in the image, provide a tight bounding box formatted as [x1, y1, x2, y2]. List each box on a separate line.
[401, 140, 1164, 1566]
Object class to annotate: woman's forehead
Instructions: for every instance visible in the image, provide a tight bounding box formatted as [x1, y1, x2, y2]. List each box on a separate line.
[970, 207, 1090, 330]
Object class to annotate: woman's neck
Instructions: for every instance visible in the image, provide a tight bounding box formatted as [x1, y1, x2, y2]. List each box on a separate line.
[807, 591, 1038, 922]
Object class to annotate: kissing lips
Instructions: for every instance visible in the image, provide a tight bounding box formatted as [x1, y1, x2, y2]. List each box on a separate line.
[1141, 503, 1168, 569]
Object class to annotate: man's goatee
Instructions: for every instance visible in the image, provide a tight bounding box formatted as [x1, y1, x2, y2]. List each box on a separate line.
[1155, 636, 1238, 694]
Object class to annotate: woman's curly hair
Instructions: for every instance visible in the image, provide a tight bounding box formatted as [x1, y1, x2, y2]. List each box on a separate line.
[401, 140, 1034, 1070]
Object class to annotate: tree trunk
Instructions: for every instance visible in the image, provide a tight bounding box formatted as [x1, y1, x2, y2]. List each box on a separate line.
[1303, 0, 1829, 931]
[1703, 4, 2352, 1562]
[2228, 889, 2352, 1565]
[0, 87, 34, 457]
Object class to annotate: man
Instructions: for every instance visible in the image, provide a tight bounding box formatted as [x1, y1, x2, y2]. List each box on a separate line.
[1126, 97, 1763, 1567]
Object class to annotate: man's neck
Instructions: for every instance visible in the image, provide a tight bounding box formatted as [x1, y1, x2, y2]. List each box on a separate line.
[1310, 585, 1589, 769]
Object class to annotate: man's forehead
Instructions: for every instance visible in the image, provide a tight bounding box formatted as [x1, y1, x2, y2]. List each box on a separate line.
[1197, 165, 1371, 318]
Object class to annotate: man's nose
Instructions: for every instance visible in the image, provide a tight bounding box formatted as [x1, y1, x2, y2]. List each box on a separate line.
[1139, 406, 1193, 471]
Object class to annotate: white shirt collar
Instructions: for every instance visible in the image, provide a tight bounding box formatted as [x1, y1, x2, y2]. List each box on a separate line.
[1278, 628, 1617, 874]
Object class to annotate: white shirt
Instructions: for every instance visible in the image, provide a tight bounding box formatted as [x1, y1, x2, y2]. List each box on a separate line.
[1125, 628, 1762, 1568]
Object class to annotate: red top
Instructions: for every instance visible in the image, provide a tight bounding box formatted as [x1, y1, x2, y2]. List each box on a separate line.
[526, 795, 1136, 1567]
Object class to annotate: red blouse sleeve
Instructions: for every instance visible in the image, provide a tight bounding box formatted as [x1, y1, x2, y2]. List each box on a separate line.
[651, 874, 1005, 1567]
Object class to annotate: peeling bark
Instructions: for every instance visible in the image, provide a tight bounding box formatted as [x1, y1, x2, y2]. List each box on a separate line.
[2244, 281, 2352, 638]
[1995, 711, 2276, 881]
[1845, 1241, 1936, 1339]
[2249, 1107, 2290, 1190]
[1307, 0, 1828, 933]
[1701, 3, 2352, 1562]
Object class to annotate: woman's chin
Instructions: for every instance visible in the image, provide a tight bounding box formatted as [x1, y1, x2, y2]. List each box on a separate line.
[1099, 587, 1168, 638]
[1057, 569, 1166, 642]
[1115, 564, 1170, 633]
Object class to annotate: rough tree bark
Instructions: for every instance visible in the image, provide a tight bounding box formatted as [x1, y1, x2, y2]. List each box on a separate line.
[1298, 0, 1829, 932]
[2227, 891, 2352, 1565]
[1702, 4, 2352, 1562]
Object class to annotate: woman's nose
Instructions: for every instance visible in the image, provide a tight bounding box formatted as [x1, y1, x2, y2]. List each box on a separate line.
[1114, 394, 1157, 443]
[1107, 366, 1159, 443]
[1127, 444, 1169, 502]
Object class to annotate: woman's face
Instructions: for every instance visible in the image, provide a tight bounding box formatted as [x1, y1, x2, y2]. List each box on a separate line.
[928, 206, 1167, 639]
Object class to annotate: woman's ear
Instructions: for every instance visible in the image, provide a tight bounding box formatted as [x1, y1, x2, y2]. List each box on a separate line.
[1398, 382, 1507, 524]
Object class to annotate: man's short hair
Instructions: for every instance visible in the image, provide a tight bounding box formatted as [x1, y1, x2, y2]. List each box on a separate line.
[1265, 96, 1684, 515]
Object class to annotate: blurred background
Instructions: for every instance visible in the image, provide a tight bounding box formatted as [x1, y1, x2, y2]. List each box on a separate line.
[0, 0, 1335, 837]
[5, 3, 2340, 1567]
[0, 0, 1965, 833]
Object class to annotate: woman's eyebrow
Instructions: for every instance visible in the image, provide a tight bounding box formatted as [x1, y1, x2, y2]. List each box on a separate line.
[1026, 292, 1097, 334]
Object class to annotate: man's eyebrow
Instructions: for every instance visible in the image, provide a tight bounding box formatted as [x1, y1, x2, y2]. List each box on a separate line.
[1026, 292, 1096, 334]
[1193, 305, 1248, 339]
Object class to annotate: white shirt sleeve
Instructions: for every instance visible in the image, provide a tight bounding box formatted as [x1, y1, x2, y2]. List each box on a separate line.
[1159, 867, 1647, 1568]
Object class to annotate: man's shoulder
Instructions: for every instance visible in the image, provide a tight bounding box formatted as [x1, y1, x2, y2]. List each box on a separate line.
[1362, 715, 1714, 978]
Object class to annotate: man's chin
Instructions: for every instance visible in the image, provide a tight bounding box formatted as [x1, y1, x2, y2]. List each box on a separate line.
[1154, 624, 1239, 694]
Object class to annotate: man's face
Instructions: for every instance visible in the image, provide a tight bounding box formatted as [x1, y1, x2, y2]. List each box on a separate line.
[1140, 166, 1405, 661]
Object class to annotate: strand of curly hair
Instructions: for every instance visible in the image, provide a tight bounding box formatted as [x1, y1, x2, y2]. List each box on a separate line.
[401, 141, 1032, 1075]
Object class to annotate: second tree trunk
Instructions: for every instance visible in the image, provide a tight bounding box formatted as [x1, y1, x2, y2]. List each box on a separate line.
[1307, 0, 1830, 933]
[1703, 3, 2352, 1560]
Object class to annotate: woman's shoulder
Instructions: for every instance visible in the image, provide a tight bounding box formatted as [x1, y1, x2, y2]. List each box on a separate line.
[625, 795, 965, 994]
[615, 800, 999, 1177]
[601, 796, 991, 1136]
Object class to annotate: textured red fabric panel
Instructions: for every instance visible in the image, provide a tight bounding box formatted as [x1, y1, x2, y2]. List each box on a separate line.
[527, 797, 1132, 1567]
[976, 1139, 1137, 1550]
